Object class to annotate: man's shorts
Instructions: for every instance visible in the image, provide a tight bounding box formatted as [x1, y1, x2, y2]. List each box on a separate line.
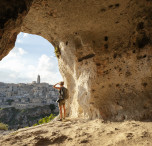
[58, 99, 65, 106]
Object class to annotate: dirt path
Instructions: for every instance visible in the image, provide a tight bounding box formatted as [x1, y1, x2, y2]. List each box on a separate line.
[0, 118, 152, 146]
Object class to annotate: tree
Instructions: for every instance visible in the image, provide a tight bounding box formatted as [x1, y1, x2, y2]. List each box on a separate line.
[49, 104, 56, 112]
[6, 99, 14, 105]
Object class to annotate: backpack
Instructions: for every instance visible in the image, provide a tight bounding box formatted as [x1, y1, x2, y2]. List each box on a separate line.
[59, 87, 69, 100]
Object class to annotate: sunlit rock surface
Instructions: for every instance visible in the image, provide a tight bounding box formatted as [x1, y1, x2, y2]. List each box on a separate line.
[0, 0, 152, 121]
[0, 119, 152, 146]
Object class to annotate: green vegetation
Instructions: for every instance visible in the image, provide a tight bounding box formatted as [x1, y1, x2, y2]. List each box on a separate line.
[33, 114, 55, 126]
[49, 104, 56, 112]
[6, 99, 14, 105]
[21, 109, 26, 113]
[0, 122, 8, 130]
[0, 105, 58, 130]
[54, 46, 61, 58]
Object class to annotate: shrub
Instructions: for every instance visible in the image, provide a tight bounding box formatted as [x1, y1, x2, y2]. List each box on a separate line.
[33, 114, 56, 126]
[48, 114, 55, 120]
[6, 99, 14, 105]
[49, 104, 56, 112]
[0, 123, 8, 130]
[33, 123, 38, 126]
[54, 46, 61, 58]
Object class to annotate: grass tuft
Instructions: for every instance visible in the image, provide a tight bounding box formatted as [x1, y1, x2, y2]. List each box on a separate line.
[0, 122, 8, 130]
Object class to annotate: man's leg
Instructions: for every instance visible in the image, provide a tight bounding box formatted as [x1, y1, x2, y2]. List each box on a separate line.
[63, 104, 66, 119]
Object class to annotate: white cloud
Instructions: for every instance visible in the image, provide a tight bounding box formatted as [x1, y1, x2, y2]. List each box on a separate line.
[23, 33, 29, 38]
[37, 55, 54, 71]
[16, 39, 23, 43]
[6, 47, 27, 58]
[25, 54, 63, 84]
[0, 47, 27, 72]
[9, 73, 16, 78]
[15, 32, 29, 43]
[18, 48, 27, 55]
[0, 51, 62, 84]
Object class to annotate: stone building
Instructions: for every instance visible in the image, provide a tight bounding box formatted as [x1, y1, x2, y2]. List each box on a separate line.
[0, 81, 59, 109]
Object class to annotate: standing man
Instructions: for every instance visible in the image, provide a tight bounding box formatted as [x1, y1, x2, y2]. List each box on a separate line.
[53, 81, 66, 121]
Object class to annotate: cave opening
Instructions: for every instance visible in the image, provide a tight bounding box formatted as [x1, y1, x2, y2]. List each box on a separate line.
[0, 32, 62, 84]
[0, 32, 62, 129]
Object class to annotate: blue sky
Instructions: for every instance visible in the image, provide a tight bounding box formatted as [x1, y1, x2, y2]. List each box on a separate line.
[0, 32, 63, 84]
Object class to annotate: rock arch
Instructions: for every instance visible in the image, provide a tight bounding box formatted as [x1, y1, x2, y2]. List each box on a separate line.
[0, 0, 152, 121]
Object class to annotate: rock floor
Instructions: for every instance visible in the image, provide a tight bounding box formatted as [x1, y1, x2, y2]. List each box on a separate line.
[0, 118, 152, 146]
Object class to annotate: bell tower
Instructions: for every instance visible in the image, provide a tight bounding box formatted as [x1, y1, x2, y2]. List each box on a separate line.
[37, 75, 40, 84]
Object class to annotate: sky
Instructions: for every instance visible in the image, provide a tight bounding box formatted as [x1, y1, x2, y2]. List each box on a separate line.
[0, 32, 63, 84]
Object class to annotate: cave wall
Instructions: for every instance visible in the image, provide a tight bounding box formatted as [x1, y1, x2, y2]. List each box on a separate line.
[0, 0, 152, 121]
[0, 0, 33, 60]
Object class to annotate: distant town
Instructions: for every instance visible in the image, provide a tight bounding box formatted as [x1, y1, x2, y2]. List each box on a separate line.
[0, 75, 59, 111]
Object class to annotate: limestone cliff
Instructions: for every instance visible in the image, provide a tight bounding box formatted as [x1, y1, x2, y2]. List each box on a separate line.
[0, 0, 152, 121]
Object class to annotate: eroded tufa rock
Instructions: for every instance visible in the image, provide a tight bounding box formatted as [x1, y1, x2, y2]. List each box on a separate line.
[0, 0, 152, 121]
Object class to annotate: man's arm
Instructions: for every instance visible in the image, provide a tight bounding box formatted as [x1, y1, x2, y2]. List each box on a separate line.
[53, 83, 60, 90]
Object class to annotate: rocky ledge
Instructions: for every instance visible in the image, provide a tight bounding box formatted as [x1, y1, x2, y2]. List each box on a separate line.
[0, 119, 152, 146]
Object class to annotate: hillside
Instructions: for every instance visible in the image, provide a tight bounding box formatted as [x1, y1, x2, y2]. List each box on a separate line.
[0, 105, 58, 130]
